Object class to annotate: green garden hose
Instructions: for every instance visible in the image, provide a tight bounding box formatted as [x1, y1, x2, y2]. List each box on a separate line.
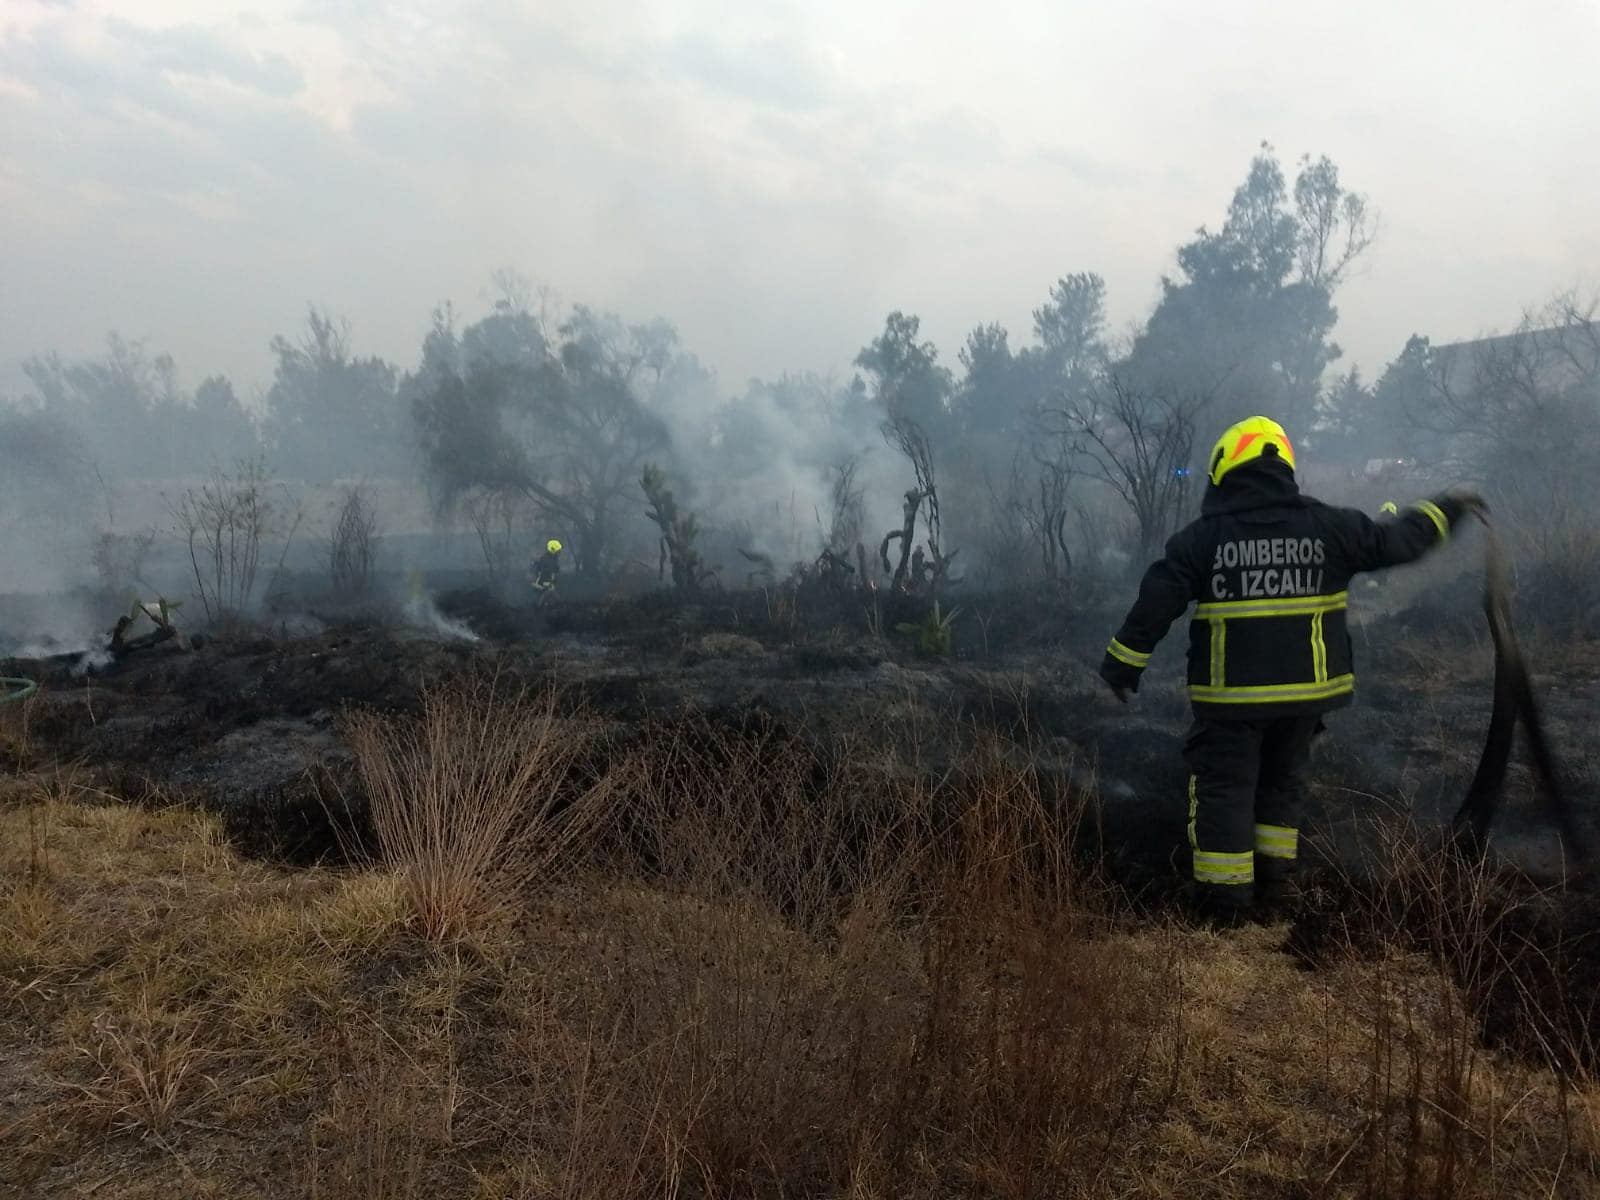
[0, 677, 38, 705]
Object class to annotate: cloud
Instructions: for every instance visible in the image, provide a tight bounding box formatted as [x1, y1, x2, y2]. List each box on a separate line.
[0, 0, 1596, 407]
[106, 17, 304, 97]
[660, 32, 834, 111]
[0, 15, 397, 222]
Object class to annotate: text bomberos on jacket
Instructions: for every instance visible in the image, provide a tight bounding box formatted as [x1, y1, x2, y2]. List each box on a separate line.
[1209, 537, 1327, 600]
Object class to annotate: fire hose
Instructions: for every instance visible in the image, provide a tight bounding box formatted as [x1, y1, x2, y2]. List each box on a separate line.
[0, 677, 37, 705]
[1451, 516, 1589, 867]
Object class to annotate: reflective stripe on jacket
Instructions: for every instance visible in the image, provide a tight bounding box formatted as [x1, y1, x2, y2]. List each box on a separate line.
[1099, 463, 1464, 720]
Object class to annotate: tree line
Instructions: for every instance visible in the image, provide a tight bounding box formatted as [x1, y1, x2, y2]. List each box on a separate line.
[5, 143, 1593, 598]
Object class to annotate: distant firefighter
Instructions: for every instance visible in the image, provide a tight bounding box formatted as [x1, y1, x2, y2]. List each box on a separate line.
[1099, 416, 1485, 926]
[531, 539, 562, 599]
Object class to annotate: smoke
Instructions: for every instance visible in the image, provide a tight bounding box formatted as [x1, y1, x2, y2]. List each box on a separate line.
[0, 409, 97, 596]
[670, 372, 900, 570]
[403, 593, 479, 642]
[402, 572, 478, 642]
[0, 409, 107, 657]
[74, 647, 115, 675]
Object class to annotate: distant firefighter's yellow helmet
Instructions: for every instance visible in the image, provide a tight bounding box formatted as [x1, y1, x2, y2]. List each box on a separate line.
[1207, 416, 1296, 487]
[547, 539, 563, 554]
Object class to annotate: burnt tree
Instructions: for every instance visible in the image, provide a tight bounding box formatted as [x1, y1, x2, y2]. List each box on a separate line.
[1065, 376, 1202, 559]
[641, 463, 715, 593]
[879, 416, 959, 592]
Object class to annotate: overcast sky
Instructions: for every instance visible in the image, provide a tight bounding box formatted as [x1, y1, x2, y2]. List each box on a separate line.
[2, 0, 1597, 401]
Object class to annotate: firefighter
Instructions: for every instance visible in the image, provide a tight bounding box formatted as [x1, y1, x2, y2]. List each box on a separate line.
[531, 539, 563, 601]
[1098, 416, 1486, 925]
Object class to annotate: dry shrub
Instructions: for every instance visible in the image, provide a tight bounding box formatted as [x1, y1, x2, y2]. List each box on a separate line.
[1299, 816, 1600, 1071]
[1293, 818, 1600, 1196]
[307, 1044, 442, 1200]
[540, 724, 914, 1195]
[171, 457, 303, 628]
[328, 482, 380, 597]
[461, 486, 537, 601]
[535, 722, 1183, 1199]
[906, 758, 1178, 1196]
[346, 678, 604, 941]
[1519, 518, 1600, 633]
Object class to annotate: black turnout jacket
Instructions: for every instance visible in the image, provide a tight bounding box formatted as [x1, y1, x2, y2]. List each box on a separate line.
[532, 550, 561, 585]
[1100, 463, 1468, 720]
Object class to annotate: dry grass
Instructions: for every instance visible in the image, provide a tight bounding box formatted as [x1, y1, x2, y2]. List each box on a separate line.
[1, 700, 1597, 1198]
[69, 996, 207, 1136]
[344, 678, 606, 941]
[1290, 814, 1600, 1197]
[517, 726, 1187, 1198]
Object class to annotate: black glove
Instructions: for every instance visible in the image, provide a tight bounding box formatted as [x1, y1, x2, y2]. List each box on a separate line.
[1099, 655, 1142, 705]
[1443, 486, 1489, 522]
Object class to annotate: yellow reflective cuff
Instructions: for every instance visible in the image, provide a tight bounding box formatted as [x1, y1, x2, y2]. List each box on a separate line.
[1311, 610, 1327, 683]
[1189, 675, 1355, 705]
[1194, 592, 1348, 619]
[1255, 823, 1299, 859]
[1107, 639, 1151, 669]
[1412, 500, 1449, 542]
[1193, 849, 1254, 885]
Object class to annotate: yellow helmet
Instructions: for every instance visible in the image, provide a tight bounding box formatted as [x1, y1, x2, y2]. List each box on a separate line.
[1207, 416, 1296, 487]
[547, 539, 563, 554]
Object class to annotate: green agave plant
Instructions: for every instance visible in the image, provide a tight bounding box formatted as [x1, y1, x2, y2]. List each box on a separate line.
[896, 600, 960, 657]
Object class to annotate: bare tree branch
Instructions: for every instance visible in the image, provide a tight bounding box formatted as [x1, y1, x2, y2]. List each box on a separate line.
[1058, 376, 1201, 558]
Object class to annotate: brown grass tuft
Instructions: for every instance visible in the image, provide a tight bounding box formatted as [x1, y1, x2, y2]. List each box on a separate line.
[68, 993, 207, 1137]
[345, 678, 605, 942]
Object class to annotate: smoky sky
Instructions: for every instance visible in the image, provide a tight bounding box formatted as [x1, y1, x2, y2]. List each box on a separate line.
[2, 0, 1597, 399]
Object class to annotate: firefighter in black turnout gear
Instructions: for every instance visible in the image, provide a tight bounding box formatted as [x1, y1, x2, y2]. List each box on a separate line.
[530, 540, 563, 605]
[1099, 417, 1486, 922]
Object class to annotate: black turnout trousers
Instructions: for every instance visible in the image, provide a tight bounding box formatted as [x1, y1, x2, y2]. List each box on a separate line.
[1182, 715, 1321, 907]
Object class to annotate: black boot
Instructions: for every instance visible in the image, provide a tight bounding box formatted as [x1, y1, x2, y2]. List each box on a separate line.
[1187, 884, 1253, 930]
[1254, 868, 1301, 923]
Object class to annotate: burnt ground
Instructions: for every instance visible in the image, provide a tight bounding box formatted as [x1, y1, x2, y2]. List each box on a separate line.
[4, 583, 1597, 885]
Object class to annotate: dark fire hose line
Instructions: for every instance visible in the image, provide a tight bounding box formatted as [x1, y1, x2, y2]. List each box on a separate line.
[0, 677, 38, 705]
[1451, 517, 1589, 867]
